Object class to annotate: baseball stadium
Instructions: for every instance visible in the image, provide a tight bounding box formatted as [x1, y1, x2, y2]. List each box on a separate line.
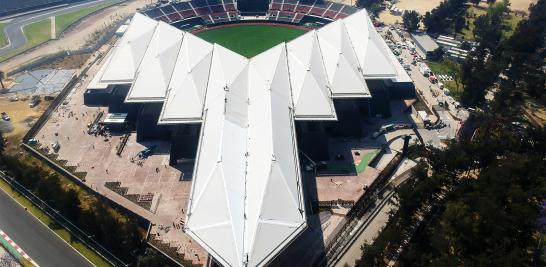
[82, 1, 414, 265]
[9, 0, 415, 266]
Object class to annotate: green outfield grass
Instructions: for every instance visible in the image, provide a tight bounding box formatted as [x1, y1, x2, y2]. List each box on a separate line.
[0, 23, 7, 47]
[196, 25, 306, 58]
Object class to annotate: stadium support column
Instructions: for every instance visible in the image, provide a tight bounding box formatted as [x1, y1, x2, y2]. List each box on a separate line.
[50, 16, 56, 39]
[402, 135, 411, 155]
[368, 98, 371, 117]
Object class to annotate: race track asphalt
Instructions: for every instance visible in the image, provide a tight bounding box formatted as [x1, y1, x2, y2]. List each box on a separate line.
[0, 0, 117, 56]
[0, 188, 94, 267]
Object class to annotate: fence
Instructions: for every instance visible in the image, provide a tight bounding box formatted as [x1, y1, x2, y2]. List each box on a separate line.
[5, 13, 128, 74]
[10, 17, 145, 266]
[22, 75, 78, 142]
[319, 152, 404, 265]
[0, 170, 128, 266]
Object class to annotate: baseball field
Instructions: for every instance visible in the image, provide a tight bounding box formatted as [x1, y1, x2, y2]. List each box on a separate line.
[196, 24, 307, 58]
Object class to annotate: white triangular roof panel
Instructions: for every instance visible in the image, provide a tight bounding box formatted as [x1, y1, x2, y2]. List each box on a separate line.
[100, 13, 158, 83]
[159, 34, 214, 123]
[126, 22, 184, 102]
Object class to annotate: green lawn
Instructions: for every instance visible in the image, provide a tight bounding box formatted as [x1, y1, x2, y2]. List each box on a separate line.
[196, 25, 306, 58]
[0, 23, 7, 47]
[324, 150, 379, 174]
[355, 150, 379, 173]
[462, 7, 487, 40]
[24, 19, 53, 47]
[55, 1, 118, 36]
[0, 19, 51, 62]
[427, 59, 464, 101]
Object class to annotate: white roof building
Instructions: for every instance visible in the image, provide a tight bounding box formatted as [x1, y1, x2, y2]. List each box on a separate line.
[90, 8, 407, 267]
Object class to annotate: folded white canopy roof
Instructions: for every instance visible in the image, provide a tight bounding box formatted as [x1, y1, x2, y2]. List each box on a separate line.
[100, 13, 158, 84]
[92, 9, 406, 267]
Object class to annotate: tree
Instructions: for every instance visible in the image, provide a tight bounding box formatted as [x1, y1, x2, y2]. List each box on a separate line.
[423, 0, 467, 34]
[137, 248, 169, 267]
[460, 46, 496, 106]
[356, 0, 383, 15]
[0, 132, 4, 156]
[402, 11, 420, 32]
[358, 2, 546, 264]
[473, 13, 502, 48]
[57, 188, 81, 221]
[356, 0, 382, 8]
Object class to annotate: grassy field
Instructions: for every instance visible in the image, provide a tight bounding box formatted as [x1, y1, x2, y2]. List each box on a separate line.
[196, 25, 306, 58]
[0, 19, 52, 62]
[24, 19, 52, 47]
[462, 6, 523, 41]
[0, 178, 112, 267]
[0, 23, 7, 47]
[55, 1, 117, 36]
[0, 1, 118, 62]
[427, 59, 464, 100]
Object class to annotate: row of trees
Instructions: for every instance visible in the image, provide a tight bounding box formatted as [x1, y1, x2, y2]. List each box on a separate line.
[0, 133, 4, 156]
[358, 104, 546, 265]
[462, 0, 546, 106]
[0, 155, 144, 261]
[356, 0, 384, 15]
[358, 0, 546, 265]
[0, 153, 172, 266]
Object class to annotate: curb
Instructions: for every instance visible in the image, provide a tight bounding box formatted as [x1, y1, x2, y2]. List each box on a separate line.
[0, 229, 40, 266]
[0, 172, 98, 267]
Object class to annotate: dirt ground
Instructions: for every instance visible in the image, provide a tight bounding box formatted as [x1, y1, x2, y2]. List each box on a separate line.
[0, 96, 48, 152]
[378, 0, 536, 24]
[39, 53, 92, 70]
[509, 0, 537, 12]
[0, 0, 151, 73]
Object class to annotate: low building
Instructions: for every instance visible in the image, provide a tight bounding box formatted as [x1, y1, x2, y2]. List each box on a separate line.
[436, 35, 461, 49]
[411, 33, 440, 60]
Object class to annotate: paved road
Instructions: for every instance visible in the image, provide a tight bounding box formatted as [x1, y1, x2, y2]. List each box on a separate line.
[0, 188, 94, 267]
[0, 0, 117, 56]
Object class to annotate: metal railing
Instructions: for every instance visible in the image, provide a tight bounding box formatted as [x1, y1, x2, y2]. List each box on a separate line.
[0, 170, 128, 267]
[318, 153, 404, 265]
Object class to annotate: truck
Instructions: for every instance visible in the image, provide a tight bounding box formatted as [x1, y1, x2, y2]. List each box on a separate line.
[418, 63, 431, 77]
[29, 95, 40, 108]
[1, 112, 10, 121]
[417, 111, 430, 124]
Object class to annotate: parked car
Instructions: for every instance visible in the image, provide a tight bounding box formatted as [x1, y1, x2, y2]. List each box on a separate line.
[1, 112, 10, 121]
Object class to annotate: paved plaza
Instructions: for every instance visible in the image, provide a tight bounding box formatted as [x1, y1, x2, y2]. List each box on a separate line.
[34, 49, 207, 265]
